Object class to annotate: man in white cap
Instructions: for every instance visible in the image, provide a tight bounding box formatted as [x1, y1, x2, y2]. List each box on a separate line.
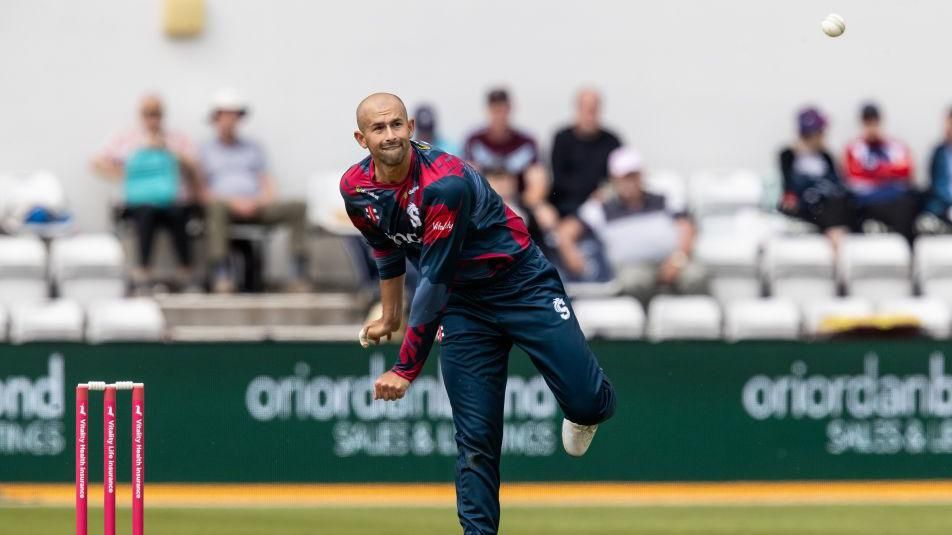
[199, 88, 310, 293]
[556, 146, 704, 302]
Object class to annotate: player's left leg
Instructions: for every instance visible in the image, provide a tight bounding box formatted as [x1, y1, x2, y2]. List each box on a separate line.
[439, 301, 513, 535]
[494, 248, 617, 449]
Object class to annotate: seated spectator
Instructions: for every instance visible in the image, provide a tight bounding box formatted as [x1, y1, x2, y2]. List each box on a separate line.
[464, 89, 548, 213]
[91, 93, 200, 293]
[200, 89, 310, 293]
[413, 104, 459, 156]
[844, 103, 919, 242]
[549, 88, 621, 218]
[924, 107, 952, 230]
[779, 107, 854, 252]
[557, 147, 704, 302]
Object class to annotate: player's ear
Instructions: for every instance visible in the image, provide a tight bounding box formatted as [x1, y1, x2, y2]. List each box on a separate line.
[354, 130, 368, 149]
[407, 118, 415, 139]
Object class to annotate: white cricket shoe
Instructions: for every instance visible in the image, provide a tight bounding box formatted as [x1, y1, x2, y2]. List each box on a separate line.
[562, 418, 598, 457]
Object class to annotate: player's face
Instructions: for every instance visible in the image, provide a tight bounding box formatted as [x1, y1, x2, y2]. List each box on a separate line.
[356, 107, 415, 167]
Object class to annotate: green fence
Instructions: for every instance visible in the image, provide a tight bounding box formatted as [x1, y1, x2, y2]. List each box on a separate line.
[2, 341, 952, 483]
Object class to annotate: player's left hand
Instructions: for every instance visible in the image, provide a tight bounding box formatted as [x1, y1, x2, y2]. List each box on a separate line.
[374, 371, 410, 401]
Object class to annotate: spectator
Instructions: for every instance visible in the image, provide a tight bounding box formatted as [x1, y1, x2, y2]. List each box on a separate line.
[91, 93, 200, 293]
[549, 88, 621, 217]
[924, 108, 952, 230]
[557, 147, 704, 302]
[844, 103, 919, 242]
[464, 89, 548, 207]
[778, 107, 854, 252]
[200, 89, 310, 293]
[413, 104, 459, 156]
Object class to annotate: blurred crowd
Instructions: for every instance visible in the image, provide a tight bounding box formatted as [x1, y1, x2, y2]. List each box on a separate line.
[78, 87, 952, 301]
[90, 90, 309, 295]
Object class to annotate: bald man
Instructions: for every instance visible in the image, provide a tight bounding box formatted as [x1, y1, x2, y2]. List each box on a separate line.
[549, 88, 622, 217]
[341, 93, 616, 534]
[92, 94, 201, 292]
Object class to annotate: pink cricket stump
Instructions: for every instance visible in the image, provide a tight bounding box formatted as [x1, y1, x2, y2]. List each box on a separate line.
[75, 385, 89, 535]
[132, 384, 145, 535]
[103, 386, 117, 535]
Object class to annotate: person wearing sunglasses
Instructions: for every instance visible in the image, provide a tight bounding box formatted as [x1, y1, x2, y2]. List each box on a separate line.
[92, 93, 202, 293]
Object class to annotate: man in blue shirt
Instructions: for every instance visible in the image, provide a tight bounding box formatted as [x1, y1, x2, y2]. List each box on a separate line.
[200, 89, 310, 293]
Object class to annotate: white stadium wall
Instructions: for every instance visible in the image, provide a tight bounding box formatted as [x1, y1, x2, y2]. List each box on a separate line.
[1, 0, 951, 231]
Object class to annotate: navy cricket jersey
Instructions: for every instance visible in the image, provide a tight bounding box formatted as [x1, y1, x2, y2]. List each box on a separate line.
[341, 141, 532, 381]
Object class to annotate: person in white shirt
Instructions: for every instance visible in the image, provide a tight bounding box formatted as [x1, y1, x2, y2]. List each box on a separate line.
[557, 146, 705, 302]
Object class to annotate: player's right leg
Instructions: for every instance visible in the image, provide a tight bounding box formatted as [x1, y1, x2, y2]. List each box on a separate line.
[439, 301, 513, 535]
[493, 248, 617, 453]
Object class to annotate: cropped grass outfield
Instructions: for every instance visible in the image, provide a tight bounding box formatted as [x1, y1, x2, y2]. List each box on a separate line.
[5, 505, 952, 534]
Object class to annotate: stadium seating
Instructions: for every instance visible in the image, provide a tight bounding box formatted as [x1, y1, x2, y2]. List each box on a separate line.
[693, 233, 761, 303]
[693, 209, 789, 254]
[309, 234, 372, 292]
[50, 233, 126, 305]
[156, 293, 367, 341]
[689, 169, 763, 219]
[646, 295, 722, 341]
[723, 298, 801, 341]
[763, 235, 836, 304]
[877, 297, 952, 339]
[0, 235, 48, 306]
[9, 299, 84, 343]
[802, 297, 875, 337]
[838, 234, 911, 302]
[643, 170, 688, 213]
[86, 298, 166, 343]
[914, 235, 952, 304]
[308, 170, 358, 236]
[573, 296, 645, 339]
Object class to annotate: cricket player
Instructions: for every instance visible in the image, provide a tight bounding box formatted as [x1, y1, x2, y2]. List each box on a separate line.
[341, 93, 616, 534]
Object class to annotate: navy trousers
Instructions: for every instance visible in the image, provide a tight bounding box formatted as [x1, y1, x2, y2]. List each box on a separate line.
[439, 246, 617, 534]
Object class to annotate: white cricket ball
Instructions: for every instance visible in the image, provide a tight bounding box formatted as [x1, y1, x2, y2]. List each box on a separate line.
[821, 13, 846, 38]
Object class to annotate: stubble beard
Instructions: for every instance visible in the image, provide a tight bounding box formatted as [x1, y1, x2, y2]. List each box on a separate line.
[375, 140, 408, 167]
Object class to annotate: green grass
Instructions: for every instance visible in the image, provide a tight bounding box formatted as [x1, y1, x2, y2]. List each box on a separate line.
[4, 505, 952, 534]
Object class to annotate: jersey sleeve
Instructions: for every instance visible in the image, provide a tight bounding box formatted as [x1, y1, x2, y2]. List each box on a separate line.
[341, 192, 407, 280]
[392, 176, 473, 381]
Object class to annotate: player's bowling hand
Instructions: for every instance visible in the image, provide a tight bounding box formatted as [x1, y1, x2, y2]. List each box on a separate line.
[374, 371, 410, 401]
[359, 318, 398, 348]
